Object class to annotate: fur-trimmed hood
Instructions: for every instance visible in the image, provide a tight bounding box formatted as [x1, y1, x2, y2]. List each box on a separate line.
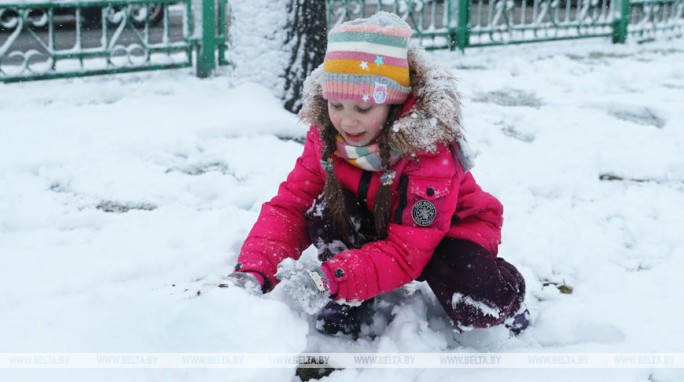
[299, 43, 474, 170]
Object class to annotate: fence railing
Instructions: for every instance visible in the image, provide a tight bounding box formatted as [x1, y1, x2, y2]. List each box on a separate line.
[0, 0, 196, 82]
[627, 0, 684, 40]
[1, 0, 683, 83]
[327, 0, 684, 50]
[468, 0, 617, 46]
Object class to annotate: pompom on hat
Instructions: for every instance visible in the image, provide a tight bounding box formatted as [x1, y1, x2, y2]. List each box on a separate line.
[322, 12, 412, 105]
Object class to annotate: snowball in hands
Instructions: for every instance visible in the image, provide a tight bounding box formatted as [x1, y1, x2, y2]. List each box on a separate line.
[276, 259, 331, 315]
[218, 272, 263, 296]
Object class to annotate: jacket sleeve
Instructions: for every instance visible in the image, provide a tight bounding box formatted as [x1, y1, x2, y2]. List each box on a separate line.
[323, 146, 463, 302]
[235, 127, 325, 291]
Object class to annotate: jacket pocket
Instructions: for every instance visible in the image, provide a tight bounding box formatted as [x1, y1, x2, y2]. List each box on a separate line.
[396, 176, 452, 228]
[408, 177, 452, 200]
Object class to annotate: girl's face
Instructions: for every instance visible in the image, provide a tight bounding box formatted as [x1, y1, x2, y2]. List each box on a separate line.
[328, 100, 391, 147]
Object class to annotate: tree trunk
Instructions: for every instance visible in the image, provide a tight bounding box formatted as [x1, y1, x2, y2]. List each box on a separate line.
[282, 0, 328, 114]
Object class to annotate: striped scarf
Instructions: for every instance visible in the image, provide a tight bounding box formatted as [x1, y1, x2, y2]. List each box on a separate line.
[334, 135, 401, 171]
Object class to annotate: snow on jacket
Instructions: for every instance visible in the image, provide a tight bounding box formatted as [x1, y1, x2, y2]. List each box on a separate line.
[236, 45, 503, 302]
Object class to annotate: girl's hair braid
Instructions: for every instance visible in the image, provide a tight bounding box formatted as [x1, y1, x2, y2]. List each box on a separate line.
[321, 123, 351, 245]
[373, 105, 400, 239]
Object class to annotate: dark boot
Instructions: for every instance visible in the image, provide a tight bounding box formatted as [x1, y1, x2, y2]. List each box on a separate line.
[505, 307, 530, 336]
[315, 300, 375, 338]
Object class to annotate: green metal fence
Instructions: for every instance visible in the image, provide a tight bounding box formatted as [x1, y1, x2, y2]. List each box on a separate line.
[327, 0, 684, 50]
[1, 0, 682, 83]
[0, 0, 200, 82]
[627, 0, 684, 41]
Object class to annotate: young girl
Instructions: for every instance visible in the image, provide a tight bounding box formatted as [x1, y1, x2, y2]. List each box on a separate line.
[223, 12, 529, 336]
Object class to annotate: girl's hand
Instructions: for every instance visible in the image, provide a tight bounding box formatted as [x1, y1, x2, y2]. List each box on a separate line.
[218, 272, 263, 296]
[276, 263, 331, 315]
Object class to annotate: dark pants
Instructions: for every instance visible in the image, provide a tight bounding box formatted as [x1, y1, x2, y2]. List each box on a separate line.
[306, 191, 525, 331]
[419, 238, 525, 330]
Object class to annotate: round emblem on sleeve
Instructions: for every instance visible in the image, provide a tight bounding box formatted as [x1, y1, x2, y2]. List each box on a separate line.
[411, 200, 437, 227]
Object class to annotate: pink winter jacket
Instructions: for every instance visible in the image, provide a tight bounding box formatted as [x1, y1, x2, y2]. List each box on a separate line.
[236, 46, 503, 302]
[236, 125, 503, 302]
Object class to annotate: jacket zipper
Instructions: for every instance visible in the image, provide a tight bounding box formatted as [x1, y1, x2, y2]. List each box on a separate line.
[358, 170, 372, 203]
[394, 175, 409, 224]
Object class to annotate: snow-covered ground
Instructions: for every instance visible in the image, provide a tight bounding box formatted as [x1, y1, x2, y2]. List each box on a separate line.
[1, 37, 683, 382]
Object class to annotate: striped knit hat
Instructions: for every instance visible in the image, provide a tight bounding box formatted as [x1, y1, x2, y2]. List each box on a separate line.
[322, 12, 412, 105]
